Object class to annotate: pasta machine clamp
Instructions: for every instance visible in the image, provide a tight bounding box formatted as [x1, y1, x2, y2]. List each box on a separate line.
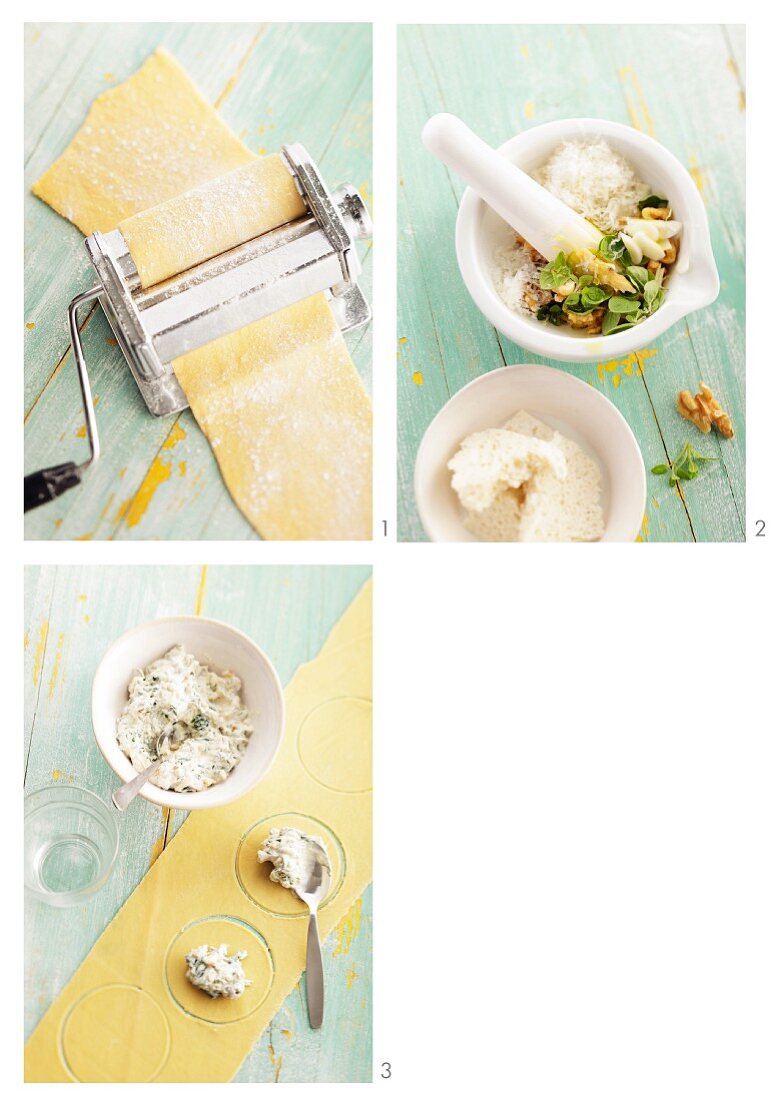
[24, 144, 373, 512]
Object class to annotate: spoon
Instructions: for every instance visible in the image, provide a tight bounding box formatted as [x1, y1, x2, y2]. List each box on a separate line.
[112, 727, 176, 811]
[294, 839, 332, 1029]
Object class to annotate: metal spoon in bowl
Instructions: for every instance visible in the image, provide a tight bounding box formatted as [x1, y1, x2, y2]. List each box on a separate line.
[294, 839, 332, 1029]
[112, 726, 178, 811]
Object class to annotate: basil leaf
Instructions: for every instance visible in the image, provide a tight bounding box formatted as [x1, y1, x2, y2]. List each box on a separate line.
[608, 295, 637, 313]
[643, 280, 660, 305]
[650, 464, 669, 475]
[581, 285, 611, 308]
[602, 310, 622, 335]
[539, 251, 574, 290]
[637, 194, 669, 210]
[625, 265, 651, 289]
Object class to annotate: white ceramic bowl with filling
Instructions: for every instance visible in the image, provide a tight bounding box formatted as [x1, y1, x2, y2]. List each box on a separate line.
[92, 617, 285, 810]
[455, 118, 720, 362]
[414, 364, 646, 542]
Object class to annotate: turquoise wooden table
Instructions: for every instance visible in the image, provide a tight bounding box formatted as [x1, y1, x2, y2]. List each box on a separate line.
[24, 23, 372, 540]
[397, 24, 745, 542]
[24, 565, 372, 1083]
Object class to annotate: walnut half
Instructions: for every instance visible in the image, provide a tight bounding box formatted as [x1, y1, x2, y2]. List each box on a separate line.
[676, 382, 734, 438]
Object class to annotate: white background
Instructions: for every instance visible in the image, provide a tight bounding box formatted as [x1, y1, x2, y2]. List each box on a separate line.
[9, 3, 771, 1097]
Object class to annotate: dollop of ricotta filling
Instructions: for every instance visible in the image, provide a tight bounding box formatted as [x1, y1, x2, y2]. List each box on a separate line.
[257, 827, 331, 896]
[184, 943, 250, 999]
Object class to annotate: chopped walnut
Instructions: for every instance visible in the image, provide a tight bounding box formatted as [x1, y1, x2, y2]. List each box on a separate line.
[661, 237, 679, 265]
[523, 280, 553, 312]
[565, 307, 605, 334]
[641, 206, 672, 220]
[515, 235, 546, 266]
[676, 382, 734, 438]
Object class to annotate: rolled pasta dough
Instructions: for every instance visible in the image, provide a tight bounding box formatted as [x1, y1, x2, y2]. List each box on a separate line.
[120, 158, 307, 288]
[32, 48, 372, 540]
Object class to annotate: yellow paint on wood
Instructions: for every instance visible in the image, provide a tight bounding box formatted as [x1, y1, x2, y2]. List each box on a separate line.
[26, 322, 35, 330]
[32, 621, 49, 686]
[214, 30, 264, 109]
[194, 565, 208, 616]
[619, 66, 655, 136]
[333, 896, 362, 957]
[162, 420, 186, 450]
[125, 457, 172, 527]
[412, 371, 423, 385]
[688, 153, 706, 196]
[524, 100, 535, 120]
[48, 633, 65, 702]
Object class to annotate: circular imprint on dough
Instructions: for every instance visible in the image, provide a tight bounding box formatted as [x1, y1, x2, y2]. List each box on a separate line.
[235, 812, 346, 917]
[298, 696, 372, 793]
[164, 915, 274, 1025]
[60, 984, 170, 1082]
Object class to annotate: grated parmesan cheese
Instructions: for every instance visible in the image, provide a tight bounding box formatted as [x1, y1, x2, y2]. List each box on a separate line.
[533, 138, 649, 233]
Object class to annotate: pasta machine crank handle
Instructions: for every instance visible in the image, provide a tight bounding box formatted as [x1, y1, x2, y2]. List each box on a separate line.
[24, 287, 102, 512]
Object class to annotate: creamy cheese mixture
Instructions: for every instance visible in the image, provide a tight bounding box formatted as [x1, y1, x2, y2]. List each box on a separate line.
[257, 827, 331, 896]
[116, 644, 253, 792]
[449, 410, 605, 542]
[184, 943, 250, 999]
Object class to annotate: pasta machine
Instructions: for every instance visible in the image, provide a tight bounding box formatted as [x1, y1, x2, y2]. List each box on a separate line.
[24, 144, 372, 511]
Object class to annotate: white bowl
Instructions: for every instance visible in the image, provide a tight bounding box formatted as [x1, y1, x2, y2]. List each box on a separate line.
[456, 118, 720, 362]
[414, 364, 646, 542]
[92, 617, 285, 810]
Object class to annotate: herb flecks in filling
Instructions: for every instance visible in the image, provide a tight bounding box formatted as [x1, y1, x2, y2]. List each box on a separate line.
[116, 644, 252, 793]
[185, 943, 251, 999]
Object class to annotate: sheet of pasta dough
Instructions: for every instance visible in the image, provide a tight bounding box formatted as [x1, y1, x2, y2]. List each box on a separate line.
[119, 158, 307, 289]
[24, 580, 372, 1082]
[32, 48, 372, 540]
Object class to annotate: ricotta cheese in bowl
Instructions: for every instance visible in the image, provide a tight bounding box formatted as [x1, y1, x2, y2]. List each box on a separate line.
[92, 615, 285, 810]
[116, 644, 252, 793]
[448, 410, 604, 542]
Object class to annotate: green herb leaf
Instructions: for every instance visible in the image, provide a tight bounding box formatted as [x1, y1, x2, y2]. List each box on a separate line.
[537, 302, 566, 326]
[659, 443, 719, 488]
[637, 194, 669, 210]
[539, 251, 574, 290]
[608, 295, 637, 313]
[625, 265, 651, 290]
[598, 234, 627, 262]
[650, 464, 669, 475]
[581, 285, 611, 309]
[643, 280, 661, 306]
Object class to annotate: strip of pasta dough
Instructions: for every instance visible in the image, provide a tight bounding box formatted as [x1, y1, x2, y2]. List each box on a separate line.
[32, 48, 372, 540]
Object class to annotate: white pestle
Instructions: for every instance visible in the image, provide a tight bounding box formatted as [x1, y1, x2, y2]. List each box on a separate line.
[422, 113, 602, 261]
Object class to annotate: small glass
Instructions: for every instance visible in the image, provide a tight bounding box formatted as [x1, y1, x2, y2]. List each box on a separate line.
[24, 785, 119, 907]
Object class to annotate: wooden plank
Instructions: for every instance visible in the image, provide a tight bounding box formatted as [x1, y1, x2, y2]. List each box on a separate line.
[397, 24, 745, 542]
[25, 24, 372, 541]
[24, 564, 372, 1082]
